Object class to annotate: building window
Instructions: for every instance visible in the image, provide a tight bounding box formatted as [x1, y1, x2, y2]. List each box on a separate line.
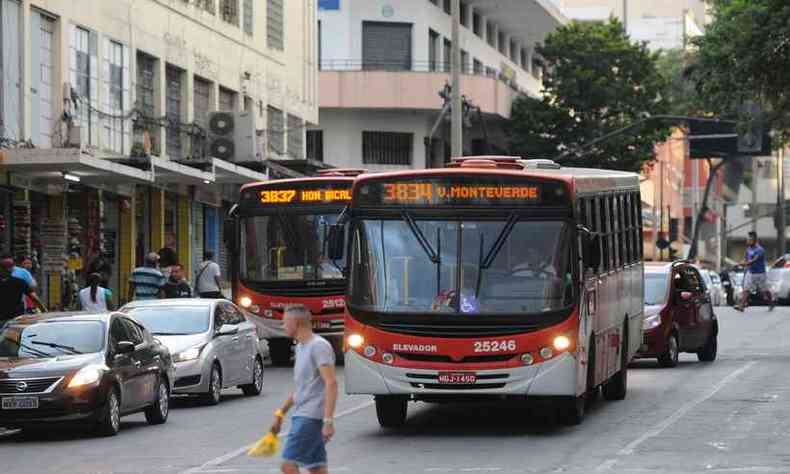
[486, 22, 495, 47]
[243, 0, 253, 34]
[103, 39, 129, 155]
[287, 114, 303, 159]
[362, 22, 412, 71]
[135, 52, 159, 155]
[267, 106, 284, 156]
[306, 130, 323, 162]
[461, 50, 469, 74]
[460, 2, 468, 27]
[443, 0, 450, 14]
[165, 65, 183, 159]
[510, 40, 518, 62]
[219, 87, 236, 112]
[220, 0, 239, 25]
[428, 29, 439, 72]
[267, 0, 284, 51]
[2, 0, 21, 141]
[443, 38, 451, 73]
[472, 10, 481, 37]
[36, 13, 56, 148]
[195, 0, 215, 14]
[362, 131, 413, 165]
[72, 26, 98, 146]
[498, 31, 506, 55]
[521, 48, 529, 70]
[473, 58, 483, 75]
[193, 77, 211, 158]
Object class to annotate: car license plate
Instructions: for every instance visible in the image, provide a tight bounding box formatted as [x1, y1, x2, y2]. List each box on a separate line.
[312, 321, 331, 330]
[437, 372, 476, 384]
[1, 397, 39, 410]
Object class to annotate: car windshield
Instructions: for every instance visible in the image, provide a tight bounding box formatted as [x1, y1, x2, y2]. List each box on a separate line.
[349, 219, 574, 314]
[240, 213, 346, 282]
[124, 306, 210, 335]
[0, 321, 105, 358]
[645, 272, 669, 306]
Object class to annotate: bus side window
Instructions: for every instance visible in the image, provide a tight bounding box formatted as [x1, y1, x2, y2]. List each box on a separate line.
[634, 192, 644, 260]
[617, 194, 627, 267]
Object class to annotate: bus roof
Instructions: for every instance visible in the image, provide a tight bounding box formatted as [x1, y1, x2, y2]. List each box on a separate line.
[239, 175, 356, 193]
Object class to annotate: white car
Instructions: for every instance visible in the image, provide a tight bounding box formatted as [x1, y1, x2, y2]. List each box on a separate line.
[768, 255, 790, 303]
[696, 268, 724, 306]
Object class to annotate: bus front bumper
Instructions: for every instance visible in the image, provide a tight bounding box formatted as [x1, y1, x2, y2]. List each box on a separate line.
[344, 350, 578, 398]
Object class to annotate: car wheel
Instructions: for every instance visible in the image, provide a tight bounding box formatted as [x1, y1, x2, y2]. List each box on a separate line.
[241, 357, 264, 396]
[269, 339, 293, 367]
[202, 364, 222, 406]
[95, 387, 121, 437]
[658, 332, 680, 368]
[144, 378, 170, 425]
[602, 322, 629, 401]
[375, 396, 407, 428]
[697, 331, 718, 362]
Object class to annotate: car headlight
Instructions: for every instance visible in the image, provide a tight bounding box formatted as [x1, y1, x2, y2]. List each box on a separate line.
[67, 365, 105, 389]
[643, 313, 662, 330]
[174, 346, 204, 362]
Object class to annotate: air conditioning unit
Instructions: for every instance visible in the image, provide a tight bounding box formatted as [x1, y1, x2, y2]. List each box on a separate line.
[207, 111, 259, 163]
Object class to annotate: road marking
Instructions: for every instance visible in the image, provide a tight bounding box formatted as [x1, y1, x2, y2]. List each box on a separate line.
[595, 361, 755, 472]
[179, 400, 374, 474]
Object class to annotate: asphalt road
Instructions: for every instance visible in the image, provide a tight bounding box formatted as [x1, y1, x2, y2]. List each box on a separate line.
[2, 306, 790, 474]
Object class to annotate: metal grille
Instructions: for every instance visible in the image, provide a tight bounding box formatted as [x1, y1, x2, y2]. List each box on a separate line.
[287, 114, 303, 159]
[219, 87, 236, 112]
[165, 65, 183, 159]
[267, 106, 284, 156]
[395, 353, 516, 364]
[220, 0, 238, 25]
[306, 130, 323, 162]
[267, 0, 284, 50]
[0, 377, 61, 394]
[136, 52, 158, 154]
[363, 22, 412, 71]
[362, 131, 413, 166]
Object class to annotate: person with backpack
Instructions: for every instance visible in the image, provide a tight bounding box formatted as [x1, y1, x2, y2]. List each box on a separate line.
[79, 273, 115, 312]
[195, 250, 223, 298]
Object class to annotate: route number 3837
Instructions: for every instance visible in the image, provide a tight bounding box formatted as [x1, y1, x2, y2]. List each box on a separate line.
[473, 340, 516, 353]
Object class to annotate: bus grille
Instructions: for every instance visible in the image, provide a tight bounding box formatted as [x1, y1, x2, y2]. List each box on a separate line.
[395, 353, 516, 364]
[378, 323, 544, 338]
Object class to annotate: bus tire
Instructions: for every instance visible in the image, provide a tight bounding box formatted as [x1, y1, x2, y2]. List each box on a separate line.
[602, 323, 629, 401]
[558, 396, 585, 426]
[269, 339, 293, 367]
[375, 396, 407, 428]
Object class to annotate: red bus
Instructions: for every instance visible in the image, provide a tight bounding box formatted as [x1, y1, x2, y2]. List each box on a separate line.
[328, 157, 644, 427]
[229, 169, 364, 365]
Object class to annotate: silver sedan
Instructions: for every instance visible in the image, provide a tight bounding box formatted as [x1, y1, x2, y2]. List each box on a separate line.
[121, 299, 264, 405]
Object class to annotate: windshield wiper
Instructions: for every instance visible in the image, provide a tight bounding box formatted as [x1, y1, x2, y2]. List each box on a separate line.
[401, 211, 440, 264]
[29, 340, 83, 354]
[16, 342, 54, 358]
[480, 213, 518, 269]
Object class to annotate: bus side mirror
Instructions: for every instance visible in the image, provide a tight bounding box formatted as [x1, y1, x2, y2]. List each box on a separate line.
[223, 219, 238, 254]
[327, 224, 345, 261]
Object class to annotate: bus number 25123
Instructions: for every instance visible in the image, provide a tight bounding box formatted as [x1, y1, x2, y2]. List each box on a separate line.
[474, 340, 517, 353]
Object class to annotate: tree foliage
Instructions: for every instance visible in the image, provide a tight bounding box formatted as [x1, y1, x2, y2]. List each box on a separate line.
[507, 20, 670, 172]
[689, 0, 790, 142]
[655, 49, 706, 117]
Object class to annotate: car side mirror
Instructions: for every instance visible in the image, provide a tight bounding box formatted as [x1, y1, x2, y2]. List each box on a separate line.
[327, 224, 345, 261]
[115, 341, 135, 355]
[216, 324, 238, 337]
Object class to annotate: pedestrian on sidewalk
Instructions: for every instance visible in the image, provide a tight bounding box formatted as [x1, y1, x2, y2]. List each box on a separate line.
[735, 231, 775, 312]
[0, 254, 45, 322]
[270, 304, 338, 474]
[160, 263, 192, 299]
[195, 250, 223, 299]
[129, 252, 166, 301]
[79, 273, 115, 312]
[14, 255, 37, 314]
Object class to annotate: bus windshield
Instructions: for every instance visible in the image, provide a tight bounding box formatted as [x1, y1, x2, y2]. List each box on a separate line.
[350, 219, 574, 315]
[240, 212, 346, 282]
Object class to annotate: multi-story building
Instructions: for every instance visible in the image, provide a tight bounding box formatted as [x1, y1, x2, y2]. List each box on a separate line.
[311, 0, 566, 171]
[0, 0, 317, 307]
[552, 0, 707, 50]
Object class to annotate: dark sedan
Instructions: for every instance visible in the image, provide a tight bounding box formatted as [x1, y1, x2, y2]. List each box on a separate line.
[0, 312, 175, 436]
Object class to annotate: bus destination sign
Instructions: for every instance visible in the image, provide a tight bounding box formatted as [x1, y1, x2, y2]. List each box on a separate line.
[357, 177, 565, 207]
[260, 188, 351, 205]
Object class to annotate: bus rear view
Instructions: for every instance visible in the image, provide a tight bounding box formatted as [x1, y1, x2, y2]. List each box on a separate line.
[233, 170, 362, 364]
[331, 157, 643, 427]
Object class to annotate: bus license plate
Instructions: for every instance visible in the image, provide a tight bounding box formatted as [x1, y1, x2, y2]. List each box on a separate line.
[312, 321, 331, 330]
[2, 397, 39, 410]
[438, 372, 476, 384]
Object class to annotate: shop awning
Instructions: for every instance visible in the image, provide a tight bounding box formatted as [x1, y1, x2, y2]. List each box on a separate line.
[150, 157, 214, 186]
[0, 148, 154, 186]
[212, 159, 269, 184]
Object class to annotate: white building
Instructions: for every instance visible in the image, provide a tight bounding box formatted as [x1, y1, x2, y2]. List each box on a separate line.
[312, 0, 566, 171]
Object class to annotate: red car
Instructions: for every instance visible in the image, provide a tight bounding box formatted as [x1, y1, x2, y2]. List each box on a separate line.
[638, 261, 719, 367]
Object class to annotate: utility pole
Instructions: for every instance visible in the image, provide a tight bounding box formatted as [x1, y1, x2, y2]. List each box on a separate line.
[752, 158, 758, 233]
[778, 147, 786, 255]
[691, 157, 699, 259]
[451, 0, 463, 158]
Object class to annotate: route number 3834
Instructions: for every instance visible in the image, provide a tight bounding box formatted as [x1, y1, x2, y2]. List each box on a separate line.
[473, 340, 517, 353]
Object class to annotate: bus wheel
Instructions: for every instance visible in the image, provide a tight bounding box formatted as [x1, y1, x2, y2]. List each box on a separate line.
[602, 324, 629, 401]
[375, 396, 407, 428]
[269, 339, 293, 367]
[558, 396, 585, 426]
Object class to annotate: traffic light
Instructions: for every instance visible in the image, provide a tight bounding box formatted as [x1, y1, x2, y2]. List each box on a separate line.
[737, 102, 763, 154]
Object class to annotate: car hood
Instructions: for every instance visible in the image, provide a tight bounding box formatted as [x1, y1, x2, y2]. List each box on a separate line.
[0, 353, 105, 379]
[643, 304, 663, 318]
[153, 333, 210, 355]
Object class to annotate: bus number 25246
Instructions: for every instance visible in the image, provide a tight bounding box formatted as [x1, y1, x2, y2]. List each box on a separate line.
[474, 340, 517, 353]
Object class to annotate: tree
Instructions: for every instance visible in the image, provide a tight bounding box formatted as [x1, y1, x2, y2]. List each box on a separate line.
[656, 49, 706, 117]
[689, 0, 790, 143]
[507, 19, 670, 172]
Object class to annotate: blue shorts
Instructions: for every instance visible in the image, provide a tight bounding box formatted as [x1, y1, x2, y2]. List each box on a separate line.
[282, 417, 327, 469]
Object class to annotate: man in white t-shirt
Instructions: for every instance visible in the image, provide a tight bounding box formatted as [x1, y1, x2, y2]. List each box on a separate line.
[195, 250, 223, 298]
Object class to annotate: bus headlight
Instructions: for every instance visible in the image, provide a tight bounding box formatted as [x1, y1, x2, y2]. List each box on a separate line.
[553, 336, 571, 351]
[521, 353, 534, 365]
[239, 296, 252, 308]
[347, 334, 364, 349]
[363, 345, 377, 358]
